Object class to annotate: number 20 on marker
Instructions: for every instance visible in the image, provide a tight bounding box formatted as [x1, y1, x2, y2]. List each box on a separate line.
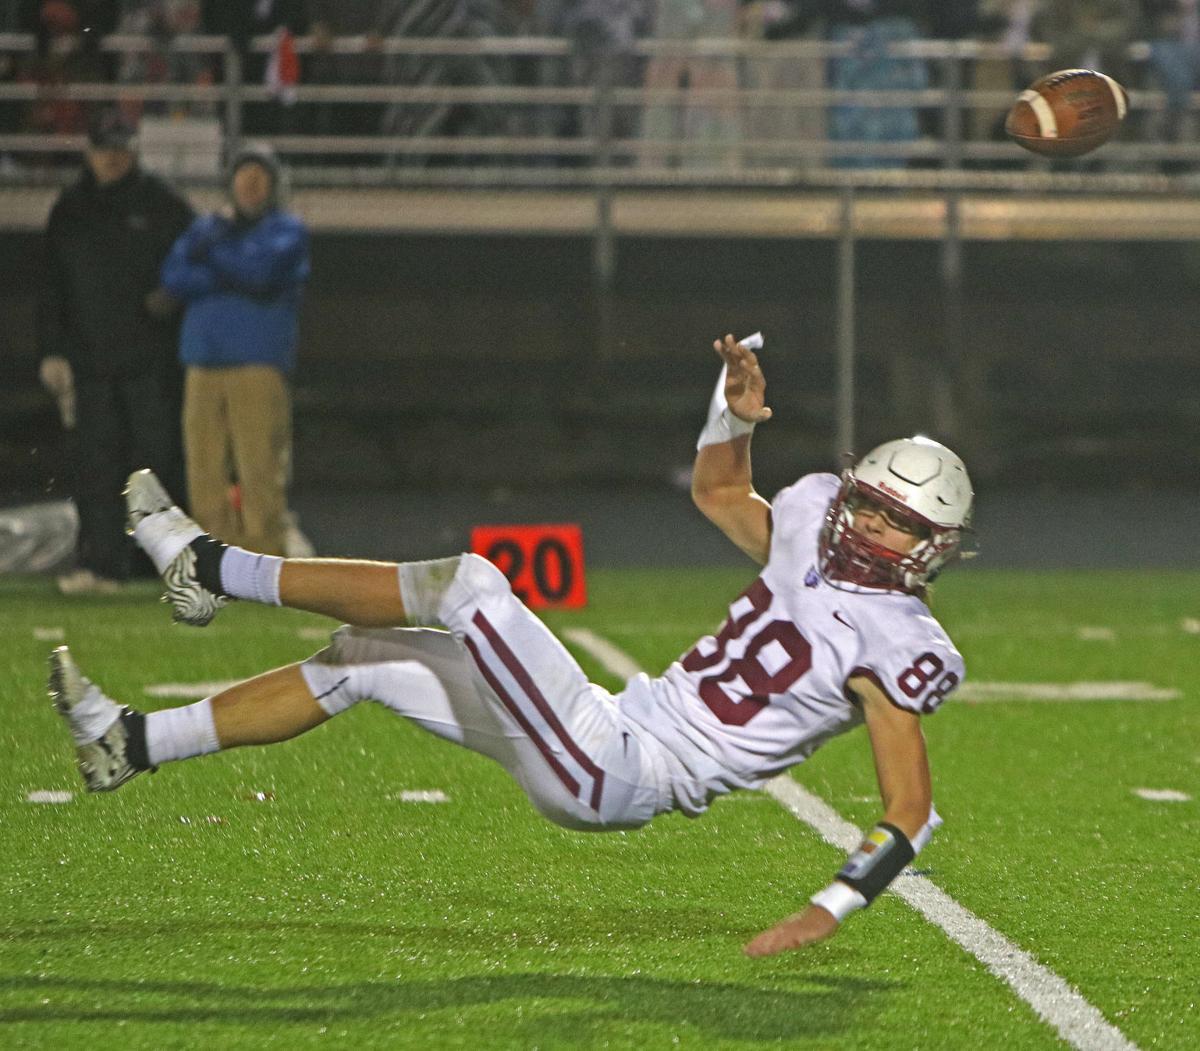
[470, 524, 587, 610]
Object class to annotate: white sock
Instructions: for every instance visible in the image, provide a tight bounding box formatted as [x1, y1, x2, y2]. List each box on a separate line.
[67, 684, 122, 745]
[146, 698, 221, 765]
[220, 547, 284, 606]
[132, 507, 203, 575]
[397, 556, 461, 626]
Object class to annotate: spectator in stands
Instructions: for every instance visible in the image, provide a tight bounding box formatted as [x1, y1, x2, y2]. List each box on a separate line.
[115, 1, 212, 121]
[161, 144, 309, 557]
[477, 0, 544, 152]
[202, 0, 307, 134]
[1035, 0, 1141, 87]
[37, 106, 193, 593]
[541, 0, 646, 162]
[823, 1, 931, 169]
[924, 1, 981, 149]
[0, 3, 34, 171]
[753, 1, 931, 167]
[1142, 1, 1200, 165]
[40, 1, 118, 76]
[21, 0, 118, 153]
[641, 0, 741, 169]
[307, 0, 388, 158]
[972, 2, 1045, 148]
[374, 0, 500, 165]
[745, 0, 827, 168]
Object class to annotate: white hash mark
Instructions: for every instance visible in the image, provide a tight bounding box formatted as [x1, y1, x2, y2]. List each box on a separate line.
[26, 790, 74, 804]
[1133, 788, 1191, 803]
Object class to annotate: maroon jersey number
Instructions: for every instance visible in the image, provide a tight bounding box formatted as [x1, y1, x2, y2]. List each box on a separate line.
[897, 651, 960, 712]
[681, 580, 814, 726]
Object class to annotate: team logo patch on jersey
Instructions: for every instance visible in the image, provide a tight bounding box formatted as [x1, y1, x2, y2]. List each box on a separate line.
[804, 567, 820, 588]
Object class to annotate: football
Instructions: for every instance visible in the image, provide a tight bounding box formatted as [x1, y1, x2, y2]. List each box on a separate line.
[1005, 69, 1128, 158]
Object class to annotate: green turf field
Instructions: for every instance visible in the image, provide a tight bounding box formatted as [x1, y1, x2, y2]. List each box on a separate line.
[2, 568, 1197, 1049]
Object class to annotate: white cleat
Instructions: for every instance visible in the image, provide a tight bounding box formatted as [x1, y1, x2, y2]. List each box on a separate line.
[48, 646, 143, 793]
[124, 469, 223, 627]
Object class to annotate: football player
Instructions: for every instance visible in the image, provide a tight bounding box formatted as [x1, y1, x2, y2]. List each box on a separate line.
[49, 333, 973, 956]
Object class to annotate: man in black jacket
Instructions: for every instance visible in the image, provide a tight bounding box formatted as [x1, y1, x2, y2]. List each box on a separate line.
[37, 108, 194, 593]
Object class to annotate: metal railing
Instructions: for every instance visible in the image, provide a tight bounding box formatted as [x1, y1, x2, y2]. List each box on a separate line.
[3, 32, 1194, 459]
[1, 33, 1199, 178]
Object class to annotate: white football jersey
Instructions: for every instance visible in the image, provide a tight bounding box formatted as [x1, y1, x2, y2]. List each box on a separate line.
[619, 473, 965, 816]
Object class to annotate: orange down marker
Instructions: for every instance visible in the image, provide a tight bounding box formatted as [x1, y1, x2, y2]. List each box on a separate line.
[470, 524, 587, 610]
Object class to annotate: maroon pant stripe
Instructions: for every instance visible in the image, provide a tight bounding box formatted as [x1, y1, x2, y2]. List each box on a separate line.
[463, 636, 581, 798]
[471, 610, 605, 812]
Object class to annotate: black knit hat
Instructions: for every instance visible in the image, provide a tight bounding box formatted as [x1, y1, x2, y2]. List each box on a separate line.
[87, 107, 137, 150]
[229, 143, 281, 184]
[227, 143, 284, 210]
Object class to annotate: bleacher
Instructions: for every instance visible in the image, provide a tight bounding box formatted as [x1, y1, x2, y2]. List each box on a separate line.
[3, 30, 1199, 499]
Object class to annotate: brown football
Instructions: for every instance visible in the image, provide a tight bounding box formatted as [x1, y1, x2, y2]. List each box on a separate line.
[1005, 69, 1128, 158]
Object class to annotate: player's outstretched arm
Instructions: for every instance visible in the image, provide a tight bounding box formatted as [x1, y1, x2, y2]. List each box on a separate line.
[692, 334, 773, 565]
[744, 677, 933, 957]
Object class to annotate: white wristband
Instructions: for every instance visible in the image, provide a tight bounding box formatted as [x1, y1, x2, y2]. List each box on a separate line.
[810, 881, 868, 923]
[697, 405, 756, 450]
[696, 331, 764, 450]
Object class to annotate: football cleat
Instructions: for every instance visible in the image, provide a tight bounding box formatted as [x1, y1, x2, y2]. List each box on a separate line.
[124, 469, 223, 627]
[48, 646, 144, 793]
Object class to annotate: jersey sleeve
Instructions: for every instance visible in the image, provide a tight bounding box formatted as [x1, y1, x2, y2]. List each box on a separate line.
[769, 473, 839, 549]
[849, 612, 965, 715]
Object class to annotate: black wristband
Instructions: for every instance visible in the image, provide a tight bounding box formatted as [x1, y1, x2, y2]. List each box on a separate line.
[835, 822, 915, 905]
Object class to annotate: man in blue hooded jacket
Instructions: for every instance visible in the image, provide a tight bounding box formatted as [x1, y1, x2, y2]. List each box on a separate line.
[161, 144, 309, 556]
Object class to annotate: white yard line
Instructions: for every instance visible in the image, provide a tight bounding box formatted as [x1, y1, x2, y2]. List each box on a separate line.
[563, 628, 645, 680]
[958, 681, 1177, 702]
[565, 625, 1138, 1051]
[765, 778, 1137, 1051]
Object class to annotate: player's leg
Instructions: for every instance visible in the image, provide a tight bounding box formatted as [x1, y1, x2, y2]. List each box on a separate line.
[48, 647, 329, 793]
[125, 483, 665, 825]
[420, 554, 668, 828]
[52, 611, 664, 830]
[300, 624, 667, 831]
[126, 466, 430, 628]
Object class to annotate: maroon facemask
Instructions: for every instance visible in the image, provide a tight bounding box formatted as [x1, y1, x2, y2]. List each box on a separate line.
[818, 477, 963, 594]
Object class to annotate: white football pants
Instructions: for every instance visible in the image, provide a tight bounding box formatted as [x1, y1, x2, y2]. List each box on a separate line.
[300, 554, 669, 830]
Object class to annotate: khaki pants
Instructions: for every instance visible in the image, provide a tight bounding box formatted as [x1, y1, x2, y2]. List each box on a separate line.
[184, 365, 291, 556]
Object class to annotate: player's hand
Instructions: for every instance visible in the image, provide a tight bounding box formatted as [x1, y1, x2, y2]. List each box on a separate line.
[714, 333, 772, 426]
[743, 904, 840, 957]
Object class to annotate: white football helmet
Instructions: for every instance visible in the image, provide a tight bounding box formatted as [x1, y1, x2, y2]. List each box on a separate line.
[818, 436, 974, 593]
